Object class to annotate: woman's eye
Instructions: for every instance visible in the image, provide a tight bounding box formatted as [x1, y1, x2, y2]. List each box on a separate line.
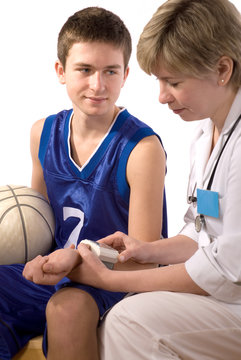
[170, 82, 179, 87]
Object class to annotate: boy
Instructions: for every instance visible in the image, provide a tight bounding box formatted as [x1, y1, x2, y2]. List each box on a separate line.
[0, 7, 167, 360]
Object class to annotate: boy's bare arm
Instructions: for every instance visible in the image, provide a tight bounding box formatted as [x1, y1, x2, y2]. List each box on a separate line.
[23, 247, 82, 285]
[109, 135, 165, 272]
[127, 135, 165, 243]
[30, 118, 48, 199]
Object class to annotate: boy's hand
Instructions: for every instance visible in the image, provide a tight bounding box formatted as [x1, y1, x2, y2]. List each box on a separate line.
[43, 247, 81, 274]
[23, 255, 49, 284]
[23, 246, 81, 285]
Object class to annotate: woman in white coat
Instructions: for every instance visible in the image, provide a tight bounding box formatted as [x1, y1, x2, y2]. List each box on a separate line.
[64, 0, 241, 358]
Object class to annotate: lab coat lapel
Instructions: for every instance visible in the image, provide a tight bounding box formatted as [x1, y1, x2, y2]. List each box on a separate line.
[203, 88, 241, 188]
[194, 119, 213, 189]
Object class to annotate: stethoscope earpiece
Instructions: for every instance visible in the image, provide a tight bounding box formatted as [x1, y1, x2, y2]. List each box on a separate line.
[187, 195, 197, 204]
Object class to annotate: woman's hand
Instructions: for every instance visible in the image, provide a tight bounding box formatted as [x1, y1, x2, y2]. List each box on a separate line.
[98, 231, 153, 264]
[70, 243, 109, 288]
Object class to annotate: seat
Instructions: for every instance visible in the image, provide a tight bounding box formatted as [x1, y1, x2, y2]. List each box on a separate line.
[12, 336, 45, 360]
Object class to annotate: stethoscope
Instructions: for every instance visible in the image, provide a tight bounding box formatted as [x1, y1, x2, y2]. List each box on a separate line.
[187, 113, 241, 232]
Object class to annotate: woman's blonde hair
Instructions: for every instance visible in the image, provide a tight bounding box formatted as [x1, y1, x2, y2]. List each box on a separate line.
[137, 0, 241, 88]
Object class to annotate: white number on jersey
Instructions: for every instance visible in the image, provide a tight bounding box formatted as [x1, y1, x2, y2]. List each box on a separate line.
[63, 207, 84, 248]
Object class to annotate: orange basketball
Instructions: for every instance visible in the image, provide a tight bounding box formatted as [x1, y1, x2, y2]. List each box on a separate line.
[0, 185, 55, 264]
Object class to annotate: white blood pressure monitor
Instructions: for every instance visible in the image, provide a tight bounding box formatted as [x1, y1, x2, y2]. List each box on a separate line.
[82, 239, 119, 269]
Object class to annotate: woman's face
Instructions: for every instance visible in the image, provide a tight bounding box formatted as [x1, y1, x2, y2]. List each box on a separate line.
[153, 65, 223, 122]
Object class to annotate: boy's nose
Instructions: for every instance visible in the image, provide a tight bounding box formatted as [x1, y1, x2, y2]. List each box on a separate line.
[89, 71, 104, 91]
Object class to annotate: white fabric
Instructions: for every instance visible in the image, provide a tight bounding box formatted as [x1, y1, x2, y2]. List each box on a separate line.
[180, 88, 241, 315]
[98, 89, 241, 359]
[99, 292, 241, 360]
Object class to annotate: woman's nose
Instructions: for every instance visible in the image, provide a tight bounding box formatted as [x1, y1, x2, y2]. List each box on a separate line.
[158, 83, 174, 104]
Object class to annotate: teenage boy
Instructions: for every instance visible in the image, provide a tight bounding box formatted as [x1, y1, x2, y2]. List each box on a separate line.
[0, 7, 167, 360]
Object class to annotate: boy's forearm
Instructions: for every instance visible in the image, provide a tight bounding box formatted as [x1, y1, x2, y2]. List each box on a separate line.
[67, 235, 198, 288]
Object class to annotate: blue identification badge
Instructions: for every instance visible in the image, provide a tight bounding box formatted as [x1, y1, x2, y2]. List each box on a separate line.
[193, 114, 241, 233]
[197, 188, 219, 218]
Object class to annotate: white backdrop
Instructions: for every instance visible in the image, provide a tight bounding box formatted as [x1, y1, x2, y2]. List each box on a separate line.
[0, 0, 240, 236]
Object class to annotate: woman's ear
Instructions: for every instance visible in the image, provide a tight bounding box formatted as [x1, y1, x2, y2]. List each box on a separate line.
[217, 56, 233, 86]
[55, 60, 66, 84]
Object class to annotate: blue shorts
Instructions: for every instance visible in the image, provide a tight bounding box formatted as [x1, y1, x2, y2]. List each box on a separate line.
[54, 277, 126, 318]
[42, 277, 126, 356]
[0, 265, 126, 359]
[0, 264, 55, 360]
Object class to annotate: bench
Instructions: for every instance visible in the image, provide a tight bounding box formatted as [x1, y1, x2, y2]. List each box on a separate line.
[12, 336, 45, 360]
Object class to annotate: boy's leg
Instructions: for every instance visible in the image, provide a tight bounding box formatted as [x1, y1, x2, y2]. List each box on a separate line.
[99, 291, 241, 360]
[45, 283, 126, 360]
[46, 288, 99, 360]
[0, 264, 55, 360]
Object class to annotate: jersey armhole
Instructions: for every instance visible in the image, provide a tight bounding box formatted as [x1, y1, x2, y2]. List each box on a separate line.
[38, 114, 56, 167]
[117, 127, 159, 204]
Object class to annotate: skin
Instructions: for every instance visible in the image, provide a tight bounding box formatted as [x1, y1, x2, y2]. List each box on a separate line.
[47, 55, 238, 297]
[155, 56, 236, 134]
[73, 234, 201, 294]
[23, 41, 166, 360]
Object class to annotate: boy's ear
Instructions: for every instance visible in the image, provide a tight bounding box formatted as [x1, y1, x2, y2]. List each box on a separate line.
[55, 60, 66, 84]
[121, 66, 130, 88]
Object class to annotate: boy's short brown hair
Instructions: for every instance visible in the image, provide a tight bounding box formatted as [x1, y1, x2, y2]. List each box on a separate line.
[58, 7, 132, 70]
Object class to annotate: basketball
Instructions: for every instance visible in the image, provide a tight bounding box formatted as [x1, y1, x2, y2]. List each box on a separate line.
[0, 185, 55, 265]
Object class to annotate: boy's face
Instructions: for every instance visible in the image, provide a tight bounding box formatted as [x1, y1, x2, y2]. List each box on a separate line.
[56, 41, 129, 118]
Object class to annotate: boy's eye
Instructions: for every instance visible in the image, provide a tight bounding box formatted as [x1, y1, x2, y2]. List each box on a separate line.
[80, 68, 90, 73]
[106, 70, 116, 75]
[76, 68, 91, 74]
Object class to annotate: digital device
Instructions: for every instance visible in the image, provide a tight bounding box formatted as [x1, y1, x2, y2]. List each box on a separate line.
[81, 239, 119, 269]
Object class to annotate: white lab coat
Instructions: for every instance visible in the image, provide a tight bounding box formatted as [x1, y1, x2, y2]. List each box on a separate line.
[99, 89, 241, 360]
[181, 87, 241, 316]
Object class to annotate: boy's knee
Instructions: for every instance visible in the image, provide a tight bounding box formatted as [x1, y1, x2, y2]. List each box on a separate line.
[46, 287, 99, 325]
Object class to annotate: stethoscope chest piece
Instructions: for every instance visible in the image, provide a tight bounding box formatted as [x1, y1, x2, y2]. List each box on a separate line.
[195, 214, 205, 233]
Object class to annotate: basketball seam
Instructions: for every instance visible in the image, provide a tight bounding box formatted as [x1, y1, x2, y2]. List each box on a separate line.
[21, 204, 55, 239]
[0, 193, 49, 204]
[0, 186, 55, 262]
[0, 205, 20, 223]
[0, 204, 54, 234]
[0, 185, 26, 193]
[0, 203, 55, 253]
[7, 185, 29, 263]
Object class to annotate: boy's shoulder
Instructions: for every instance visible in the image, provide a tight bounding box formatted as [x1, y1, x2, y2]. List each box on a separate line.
[31, 118, 46, 140]
[118, 108, 155, 132]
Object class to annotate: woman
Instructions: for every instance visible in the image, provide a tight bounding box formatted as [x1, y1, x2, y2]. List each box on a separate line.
[75, 0, 241, 358]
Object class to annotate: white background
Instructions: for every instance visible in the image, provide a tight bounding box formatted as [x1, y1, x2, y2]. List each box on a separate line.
[0, 0, 240, 236]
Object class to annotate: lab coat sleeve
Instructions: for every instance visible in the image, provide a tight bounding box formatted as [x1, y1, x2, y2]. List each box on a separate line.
[179, 208, 199, 243]
[185, 134, 241, 304]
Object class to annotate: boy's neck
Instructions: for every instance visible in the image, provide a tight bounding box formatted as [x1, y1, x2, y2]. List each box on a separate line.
[69, 106, 120, 168]
[71, 105, 120, 138]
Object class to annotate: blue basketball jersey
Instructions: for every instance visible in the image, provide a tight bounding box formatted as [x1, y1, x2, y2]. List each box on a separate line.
[39, 108, 167, 248]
